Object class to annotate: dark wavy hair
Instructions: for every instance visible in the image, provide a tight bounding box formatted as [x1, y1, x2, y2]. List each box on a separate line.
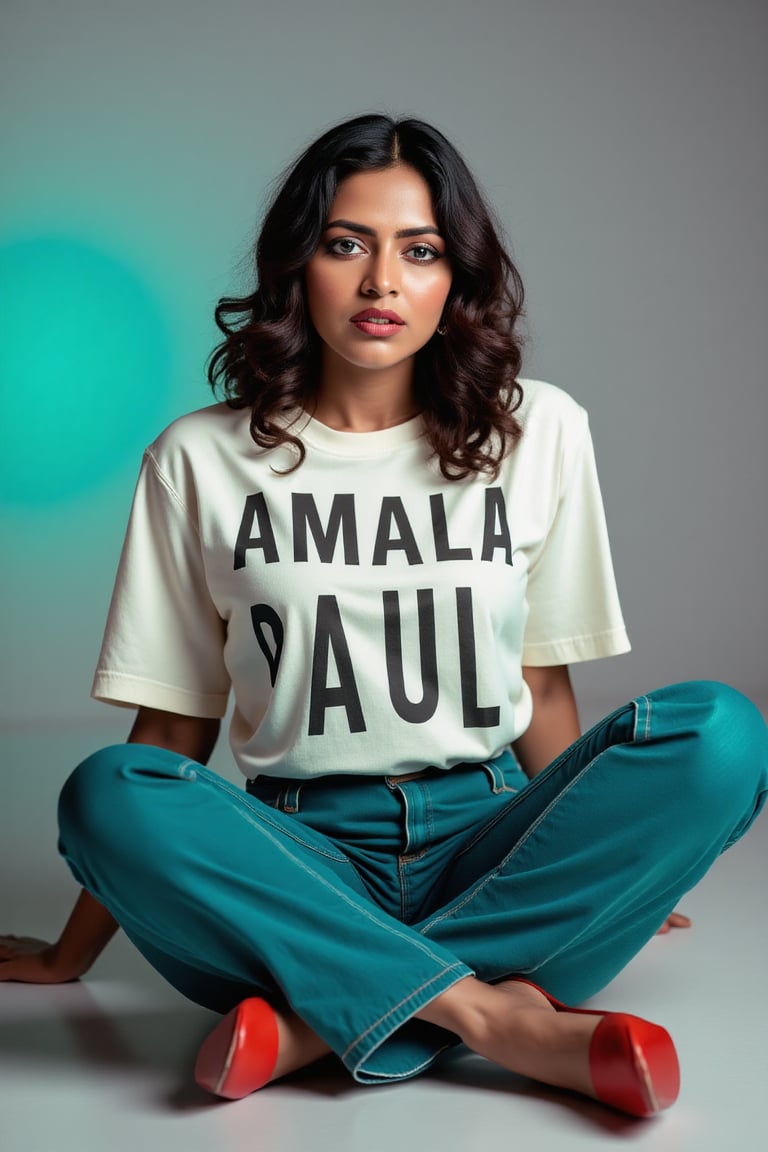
[207, 113, 527, 480]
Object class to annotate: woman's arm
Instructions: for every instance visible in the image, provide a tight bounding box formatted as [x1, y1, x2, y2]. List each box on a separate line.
[0, 707, 221, 983]
[0, 889, 123, 983]
[127, 706, 221, 763]
[512, 665, 581, 780]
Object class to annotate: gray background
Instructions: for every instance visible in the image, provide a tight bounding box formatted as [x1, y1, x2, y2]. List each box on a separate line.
[1, 6, 767, 1151]
[1, 0, 766, 733]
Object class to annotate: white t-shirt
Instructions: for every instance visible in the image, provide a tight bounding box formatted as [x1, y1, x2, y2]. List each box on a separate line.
[92, 378, 630, 779]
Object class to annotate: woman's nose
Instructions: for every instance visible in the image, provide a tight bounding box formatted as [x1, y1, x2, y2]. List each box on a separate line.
[361, 251, 399, 296]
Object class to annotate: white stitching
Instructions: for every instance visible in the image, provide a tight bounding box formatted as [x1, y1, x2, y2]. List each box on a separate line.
[230, 803, 459, 971]
[202, 767, 352, 864]
[419, 745, 616, 936]
[342, 965, 467, 1063]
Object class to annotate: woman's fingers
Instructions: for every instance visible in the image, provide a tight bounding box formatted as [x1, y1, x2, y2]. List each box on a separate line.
[0, 939, 77, 983]
[0, 935, 53, 959]
[656, 911, 692, 935]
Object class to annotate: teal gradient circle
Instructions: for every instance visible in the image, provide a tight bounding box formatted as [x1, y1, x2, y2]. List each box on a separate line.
[0, 235, 172, 506]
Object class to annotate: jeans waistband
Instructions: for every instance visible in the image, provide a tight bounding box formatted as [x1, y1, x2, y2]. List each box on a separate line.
[247, 751, 521, 812]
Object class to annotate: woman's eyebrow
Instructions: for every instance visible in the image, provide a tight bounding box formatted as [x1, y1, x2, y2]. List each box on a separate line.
[325, 218, 442, 239]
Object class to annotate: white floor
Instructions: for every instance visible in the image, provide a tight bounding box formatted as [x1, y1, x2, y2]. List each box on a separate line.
[2, 722, 767, 1152]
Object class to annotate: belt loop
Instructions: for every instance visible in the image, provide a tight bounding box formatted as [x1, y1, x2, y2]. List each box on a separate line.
[482, 749, 516, 793]
[281, 781, 303, 813]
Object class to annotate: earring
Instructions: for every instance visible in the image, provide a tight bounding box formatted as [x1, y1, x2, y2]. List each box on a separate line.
[436, 321, 447, 336]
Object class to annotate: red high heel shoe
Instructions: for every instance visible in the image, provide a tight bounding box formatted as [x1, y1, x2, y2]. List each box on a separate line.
[194, 998, 279, 1100]
[510, 978, 680, 1117]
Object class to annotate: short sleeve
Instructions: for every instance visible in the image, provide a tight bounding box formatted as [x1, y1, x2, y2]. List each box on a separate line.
[521, 411, 631, 666]
[91, 450, 230, 716]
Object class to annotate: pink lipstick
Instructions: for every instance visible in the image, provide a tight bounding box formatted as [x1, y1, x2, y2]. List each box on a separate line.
[350, 308, 405, 338]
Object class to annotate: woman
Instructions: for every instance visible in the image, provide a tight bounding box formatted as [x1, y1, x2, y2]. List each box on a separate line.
[2, 113, 766, 1117]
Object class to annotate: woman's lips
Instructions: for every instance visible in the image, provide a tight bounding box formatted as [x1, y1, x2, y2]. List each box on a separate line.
[350, 308, 405, 337]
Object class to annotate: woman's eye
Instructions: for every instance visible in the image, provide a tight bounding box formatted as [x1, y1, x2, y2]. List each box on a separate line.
[328, 237, 365, 256]
[325, 237, 441, 262]
[407, 244, 440, 263]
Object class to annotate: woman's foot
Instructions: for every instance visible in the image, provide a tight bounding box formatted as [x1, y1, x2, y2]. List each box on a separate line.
[461, 979, 600, 1098]
[416, 976, 679, 1116]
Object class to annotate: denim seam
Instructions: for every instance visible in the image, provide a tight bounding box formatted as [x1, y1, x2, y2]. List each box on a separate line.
[352, 1041, 456, 1082]
[400, 856, 412, 923]
[229, 802, 463, 971]
[400, 784, 413, 856]
[633, 695, 652, 742]
[397, 788, 410, 922]
[419, 744, 619, 937]
[425, 782, 435, 848]
[397, 849, 428, 923]
[199, 768, 353, 865]
[342, 963, 469, 1067]
[396, 784, 414, 921]
[451, 705, 631, 863]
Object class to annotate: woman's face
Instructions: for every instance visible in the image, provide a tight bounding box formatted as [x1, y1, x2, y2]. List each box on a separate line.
[304, 164, 452, 380]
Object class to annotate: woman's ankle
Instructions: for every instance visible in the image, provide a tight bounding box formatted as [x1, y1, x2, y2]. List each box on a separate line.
[414, 977, 597, 1096]
[415, 976, 554, 1043]
[272, 1009, 332, 1079]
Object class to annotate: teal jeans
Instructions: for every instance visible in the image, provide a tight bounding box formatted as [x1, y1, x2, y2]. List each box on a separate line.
[58, 680, 767, 1083]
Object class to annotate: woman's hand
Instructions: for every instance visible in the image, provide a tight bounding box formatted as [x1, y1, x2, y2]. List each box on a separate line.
[0, 934, 83, 983]
[656, 911, 692, 935]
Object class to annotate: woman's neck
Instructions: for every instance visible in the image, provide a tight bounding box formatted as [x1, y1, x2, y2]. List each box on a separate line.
[312, 359, 419, 432]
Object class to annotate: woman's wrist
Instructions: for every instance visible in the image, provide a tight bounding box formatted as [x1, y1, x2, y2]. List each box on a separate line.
[45, 941, 88, 981]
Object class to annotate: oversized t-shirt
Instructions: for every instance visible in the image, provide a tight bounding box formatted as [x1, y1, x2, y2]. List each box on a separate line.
[92, 378, 630, 779]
